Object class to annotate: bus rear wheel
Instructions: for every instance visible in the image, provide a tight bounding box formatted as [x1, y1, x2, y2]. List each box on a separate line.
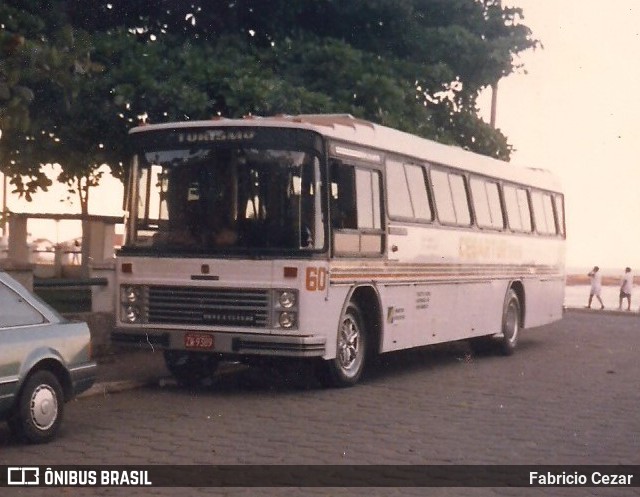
[500, 289, 521, 355]
[319, 303, 367, 387]
[163, 351, 219, 388]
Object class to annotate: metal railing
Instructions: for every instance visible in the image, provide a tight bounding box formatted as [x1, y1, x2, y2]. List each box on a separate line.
[33, 277, 108, 289]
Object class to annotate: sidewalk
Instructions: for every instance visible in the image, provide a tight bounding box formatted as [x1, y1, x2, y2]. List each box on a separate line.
[80, 347, 248, 398]
[80, 347, 171, 398]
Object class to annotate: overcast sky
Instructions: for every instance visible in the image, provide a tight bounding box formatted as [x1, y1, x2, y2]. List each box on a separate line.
[481, 0, 640, 271]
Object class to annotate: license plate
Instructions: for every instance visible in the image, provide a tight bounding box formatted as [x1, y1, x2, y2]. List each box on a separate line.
[184, 333, 214, 349]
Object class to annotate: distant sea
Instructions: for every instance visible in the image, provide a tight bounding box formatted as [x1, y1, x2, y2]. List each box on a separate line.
[566, 266, 631, 278]
[565, 266, 638, 310]
[564, 285, 639, 311]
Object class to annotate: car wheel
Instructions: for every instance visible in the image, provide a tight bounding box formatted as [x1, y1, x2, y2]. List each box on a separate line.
[163, 351, 219, 388]
[9, 370, 64, 444]
[320, 303, 367, 387]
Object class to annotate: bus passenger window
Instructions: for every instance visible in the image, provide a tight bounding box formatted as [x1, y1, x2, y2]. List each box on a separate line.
[470, 178, 504, 229]
[330, 163, 357, 229]
[504, 185, 532, 232]
[555, 194, 566, 236]
[355, 169, 382, 229]
[330, 163, 382, 231]
[386, 160, 414, 218]
[431, 169, 471, 226]
[386, 161, 432, 221]
[405, 165, 432, 221]
[531, 191, 557, 235]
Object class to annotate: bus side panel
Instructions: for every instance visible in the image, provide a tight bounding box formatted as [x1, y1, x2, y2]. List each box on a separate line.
[377, 284, 430, 352]
[378, 280, 507, 353]
[521, 277, 565, 328]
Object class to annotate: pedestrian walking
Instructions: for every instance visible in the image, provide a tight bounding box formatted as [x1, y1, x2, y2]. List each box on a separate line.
[586, 265, 604, 309]
[619, 267, 633, 311]
[72, 239, 81, 265]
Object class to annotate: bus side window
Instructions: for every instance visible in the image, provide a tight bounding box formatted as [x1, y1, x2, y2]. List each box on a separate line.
[554, 194, 566, 236]
[531, 191, 557, 235]
[330, 161, 382, 230]
[330, 161, 357, 229]
[431, 169, 471, 226]
[470, 177, 504, 229]
[386, 160, 432, 221]
[355, 168, 382, 230]
[504, 185, 532, 232]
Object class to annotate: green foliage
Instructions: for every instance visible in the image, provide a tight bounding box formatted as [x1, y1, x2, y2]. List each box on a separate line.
[0, 0, 540, 208]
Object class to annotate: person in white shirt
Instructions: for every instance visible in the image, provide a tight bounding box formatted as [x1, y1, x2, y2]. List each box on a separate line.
[587, 266, 604, 309]
[619, 267, 633, 311]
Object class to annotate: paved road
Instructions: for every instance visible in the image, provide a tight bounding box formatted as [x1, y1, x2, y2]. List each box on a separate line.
[2, 310, 640, 496]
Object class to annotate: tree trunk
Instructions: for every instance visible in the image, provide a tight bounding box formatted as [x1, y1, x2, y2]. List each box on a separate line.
[78, 177, 91, 278]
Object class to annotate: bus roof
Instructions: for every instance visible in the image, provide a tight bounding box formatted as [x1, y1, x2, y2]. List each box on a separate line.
[130, 114, 562, 193]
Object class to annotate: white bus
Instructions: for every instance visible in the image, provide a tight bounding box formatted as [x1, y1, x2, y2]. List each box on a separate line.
[113, 114, 565, 387]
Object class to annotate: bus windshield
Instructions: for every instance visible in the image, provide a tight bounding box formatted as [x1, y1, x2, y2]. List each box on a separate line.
[128, 142, 325, 254]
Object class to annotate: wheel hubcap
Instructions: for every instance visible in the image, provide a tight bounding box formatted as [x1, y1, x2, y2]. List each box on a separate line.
[30, 384, 58, 430]
[338, 316, 361, 374]
[504, 301, 519, 344]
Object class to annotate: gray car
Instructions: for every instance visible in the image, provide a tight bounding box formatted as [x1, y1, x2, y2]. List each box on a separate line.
[0, 271, 96, 443]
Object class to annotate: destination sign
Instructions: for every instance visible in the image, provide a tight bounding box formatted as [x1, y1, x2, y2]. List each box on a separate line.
[177, 129, 256, 144]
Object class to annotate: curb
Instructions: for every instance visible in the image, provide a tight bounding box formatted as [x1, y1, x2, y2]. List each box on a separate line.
[78, 379, 159, 398]
[78, 363, 247, 398]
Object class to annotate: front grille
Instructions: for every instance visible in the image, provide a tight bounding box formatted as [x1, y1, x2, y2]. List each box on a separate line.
[147, 286, 271, 327]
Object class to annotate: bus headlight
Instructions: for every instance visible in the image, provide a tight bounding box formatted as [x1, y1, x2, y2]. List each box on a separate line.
[124, 305, 140, 323]
[278, 291, 296, 309]
[123, 286, 140, 303]
[272, 289, 297, 329]
[278, 311, 296, 329]
[120, 285, 146, 323]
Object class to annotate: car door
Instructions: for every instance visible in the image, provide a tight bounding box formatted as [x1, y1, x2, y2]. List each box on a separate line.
[0, 278, 48, 414]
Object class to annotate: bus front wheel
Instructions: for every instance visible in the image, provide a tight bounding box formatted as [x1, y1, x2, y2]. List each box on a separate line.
[500, 289, 521, 355]
[163, 351, 219, 388]
[319, 303, 367, 387]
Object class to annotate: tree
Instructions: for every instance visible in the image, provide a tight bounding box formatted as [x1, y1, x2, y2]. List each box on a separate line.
[70, 0, 537, 157]
[0, 3, 116, 206]
[0, 2, 122, 273]
[0, 3, 58, 202]
[1, 0, 539, 221]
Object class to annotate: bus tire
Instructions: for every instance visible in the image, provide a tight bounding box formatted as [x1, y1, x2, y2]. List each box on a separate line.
[500, 289, 521, 355]
[163, 351, 219, 388]
[320, 303, 367, 387]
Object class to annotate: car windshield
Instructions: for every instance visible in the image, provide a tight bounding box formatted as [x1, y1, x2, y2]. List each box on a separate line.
[128, 143, 325, 254]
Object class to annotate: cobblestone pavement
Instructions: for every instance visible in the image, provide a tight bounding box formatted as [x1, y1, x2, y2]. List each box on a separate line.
[2, 310, 640, 497]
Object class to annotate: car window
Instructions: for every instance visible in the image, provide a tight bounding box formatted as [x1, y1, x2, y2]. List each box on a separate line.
[0, 281, 45, 327]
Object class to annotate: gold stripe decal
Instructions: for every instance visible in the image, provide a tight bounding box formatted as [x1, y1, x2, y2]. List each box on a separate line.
[329, 263, 562, 284]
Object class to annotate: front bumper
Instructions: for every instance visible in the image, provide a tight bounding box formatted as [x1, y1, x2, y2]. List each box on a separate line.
[111, 330, 326, 358]
[69, 361, 98, 398]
